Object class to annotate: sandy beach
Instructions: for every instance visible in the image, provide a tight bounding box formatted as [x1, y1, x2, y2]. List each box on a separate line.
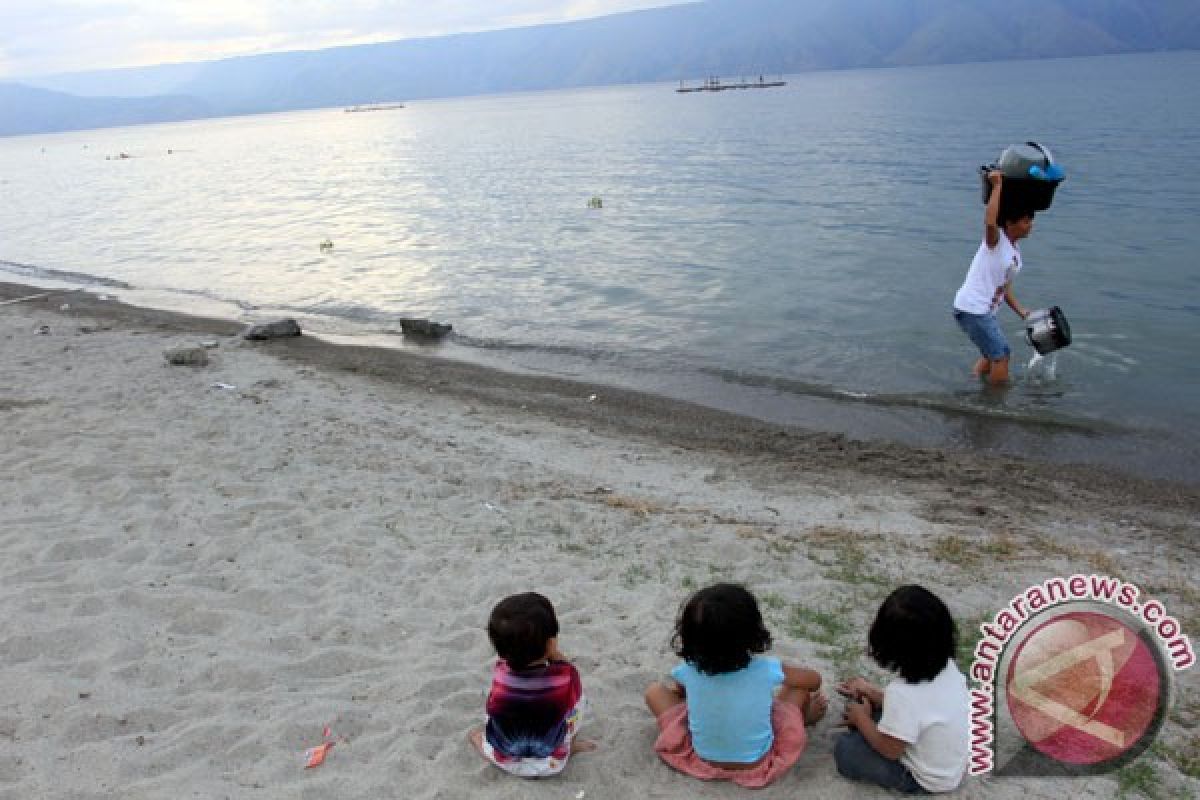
[1, 281, 1197, 800]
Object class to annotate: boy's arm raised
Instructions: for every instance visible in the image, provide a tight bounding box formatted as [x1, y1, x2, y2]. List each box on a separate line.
[984, 171, 1003, 249]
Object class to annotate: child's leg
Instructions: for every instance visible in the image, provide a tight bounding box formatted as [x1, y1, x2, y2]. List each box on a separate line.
[833, 730, 926, 793]
[644, 680, 685, 718]
[956, 310, 1010, 383]
[987, 356, 1011, 384]
[776, 667, 827, 725]
[564, 696, 598, 753]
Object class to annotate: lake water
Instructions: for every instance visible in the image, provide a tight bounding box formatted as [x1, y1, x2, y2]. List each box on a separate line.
[2, 52, 1198, 482]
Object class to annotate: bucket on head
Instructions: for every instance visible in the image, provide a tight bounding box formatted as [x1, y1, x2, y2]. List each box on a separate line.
[997, 142, 1054, 179]
[980, 141, 1064, 212]
[1025, 306, 1072, 355]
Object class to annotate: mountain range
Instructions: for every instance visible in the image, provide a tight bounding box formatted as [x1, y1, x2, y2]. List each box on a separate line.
[2, 0, 1197, 136]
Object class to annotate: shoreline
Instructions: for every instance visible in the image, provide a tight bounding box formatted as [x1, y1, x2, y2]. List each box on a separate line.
[3, 279, 1197, 511]
[2, 277, 1197, 798]
[2, 263, 1194, 486]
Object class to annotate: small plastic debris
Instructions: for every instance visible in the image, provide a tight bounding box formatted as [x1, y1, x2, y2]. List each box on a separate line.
[577, 792, 586, 799]
[303, 741, 334, 768]
[588, 196, 603, 209]
[35, 325, 50, 335]
[319, 239, 334, 252]
[211, 382, 237, 390]
[60, 304, 71, 311]
[587, 394, 597, 402]
[201, 340, 219, 349]
[484, 502, 506, 514]
[302, 724, 340, 768]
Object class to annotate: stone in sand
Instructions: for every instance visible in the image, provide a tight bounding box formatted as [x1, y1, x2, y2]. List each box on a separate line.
[163, 347, 209, 367]
[398, 318, 453, 338]
[243, 319, 302, 340]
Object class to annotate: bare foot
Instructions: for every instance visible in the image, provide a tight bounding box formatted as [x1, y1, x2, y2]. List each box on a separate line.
[570, 737, 599, 754]
[467, 727, 486, 756]
[804, 691, 829, 726]
[972, 357, 991, 377]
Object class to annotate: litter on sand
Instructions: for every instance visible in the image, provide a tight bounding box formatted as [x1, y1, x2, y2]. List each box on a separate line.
[303, 725, 339, 768]
[303, 742, 334, 768]
[211, 382, 237, 391]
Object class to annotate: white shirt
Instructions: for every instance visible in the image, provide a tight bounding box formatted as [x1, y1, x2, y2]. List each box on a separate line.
[878, 661, 970, 792]
[953, 233, 1022, 315]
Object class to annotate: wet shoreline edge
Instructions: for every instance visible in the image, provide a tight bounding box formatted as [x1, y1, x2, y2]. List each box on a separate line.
[3, 279, 1197, 512]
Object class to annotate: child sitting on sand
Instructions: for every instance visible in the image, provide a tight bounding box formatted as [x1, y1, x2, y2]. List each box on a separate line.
[644, 583, 826, 789]
[469, 592, 593, 777]
[834, 585, 969, 793]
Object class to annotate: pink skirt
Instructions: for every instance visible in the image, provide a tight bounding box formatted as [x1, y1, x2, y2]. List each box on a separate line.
[653, 700, 808, 789]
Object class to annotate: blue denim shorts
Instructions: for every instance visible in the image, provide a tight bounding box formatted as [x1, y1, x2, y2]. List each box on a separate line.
[954, 309, 1010, 360]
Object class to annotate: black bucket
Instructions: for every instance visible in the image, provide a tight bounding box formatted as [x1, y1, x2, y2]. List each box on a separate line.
[1025, 306, 1072, 355]
[981, 141, 1063, 213]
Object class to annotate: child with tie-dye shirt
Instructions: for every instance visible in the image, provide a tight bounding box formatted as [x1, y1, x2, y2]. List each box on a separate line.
[468, 593, 594, 777]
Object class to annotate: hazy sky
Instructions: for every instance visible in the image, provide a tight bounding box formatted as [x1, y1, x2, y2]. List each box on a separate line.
[0, 1, 687, 79]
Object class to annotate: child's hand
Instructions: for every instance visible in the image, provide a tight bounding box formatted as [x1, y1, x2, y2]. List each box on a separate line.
[988, 170, 1003, 187]
[835, 677, 874, 700]
[843, 695, 873, 730]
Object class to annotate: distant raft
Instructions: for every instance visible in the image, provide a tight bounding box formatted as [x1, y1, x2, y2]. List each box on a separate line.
[676, 76, 786, 93]
[344, 103, 405, 112]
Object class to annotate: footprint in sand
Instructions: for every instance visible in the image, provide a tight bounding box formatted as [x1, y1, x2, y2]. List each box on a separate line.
[41, 537, 114, 562]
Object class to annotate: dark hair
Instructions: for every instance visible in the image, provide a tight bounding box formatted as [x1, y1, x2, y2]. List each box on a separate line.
[999, 205, 1035, 228]
[672, 583, 772, 675]
[487, 592, 559, 669]
[868, 585, 956, 683]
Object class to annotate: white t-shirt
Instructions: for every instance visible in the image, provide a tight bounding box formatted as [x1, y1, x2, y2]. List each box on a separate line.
[953, 234, 1022, 315]
[878, 661, 969, 792]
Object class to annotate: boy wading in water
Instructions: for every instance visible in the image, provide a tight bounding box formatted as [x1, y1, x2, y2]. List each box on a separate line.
[953, 171, 1034, 385]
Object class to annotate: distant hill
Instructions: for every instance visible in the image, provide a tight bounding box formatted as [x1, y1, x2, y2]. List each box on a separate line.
[0, 83, 211, 137]
[5, 0, 1198, 136]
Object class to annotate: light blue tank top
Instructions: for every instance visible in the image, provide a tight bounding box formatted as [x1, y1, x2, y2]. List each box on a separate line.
[672, 655, 783, 763]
